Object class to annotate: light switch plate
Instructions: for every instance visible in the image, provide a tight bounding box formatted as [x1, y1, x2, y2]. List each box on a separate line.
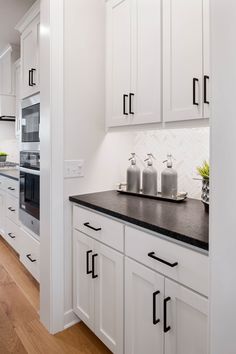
[64, 160, 84, 178]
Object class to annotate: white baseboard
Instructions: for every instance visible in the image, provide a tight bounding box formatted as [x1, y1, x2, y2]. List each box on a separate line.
[64, 309, 80, 329]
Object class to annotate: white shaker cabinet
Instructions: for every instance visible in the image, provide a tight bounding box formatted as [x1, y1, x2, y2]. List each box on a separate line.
[73, 229, 124, 354]
[163, 0, 210, 122]
[14, 59, 21, 138]
[16, 1, 40, 99]
[125, 257, 164, 354]
[164, 279, 208, 354]
[106, 0, 161, 127]
[0, 181, 6, 237]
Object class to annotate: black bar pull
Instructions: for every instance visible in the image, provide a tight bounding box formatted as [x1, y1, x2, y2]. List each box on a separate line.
[92, 253, 98, 279]
[83, 222, 101, 232]
[29, 70, 33, 86]
[8, 187, 15, 191]
[164, 297, 171, 333]
[153, 290, 160, 325]
[86, 250, 93, 275]
[123, 94, 129, 115]
[31, 68, 36, 86]
[193, 78, 199, 105]
[8, 207, 16, 212]
[148, 252, 178, 268]
[129, 93, 135, 115]
[204, 75, 210, 104]
[26, 254, 37, 263]
[8, 233, 15, 239]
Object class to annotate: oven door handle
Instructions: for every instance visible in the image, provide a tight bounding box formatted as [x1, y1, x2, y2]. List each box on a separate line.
[20, 167, 40, 176]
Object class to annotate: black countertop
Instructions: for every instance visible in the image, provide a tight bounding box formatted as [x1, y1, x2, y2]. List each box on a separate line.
[69, 191, 209, 251]
[0, 169, 19, 181]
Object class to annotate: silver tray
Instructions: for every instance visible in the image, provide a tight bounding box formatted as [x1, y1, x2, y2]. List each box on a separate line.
[117, 187, 188, 203]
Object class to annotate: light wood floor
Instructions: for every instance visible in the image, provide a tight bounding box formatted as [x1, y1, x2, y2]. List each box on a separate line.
[0, 236, 111, 354]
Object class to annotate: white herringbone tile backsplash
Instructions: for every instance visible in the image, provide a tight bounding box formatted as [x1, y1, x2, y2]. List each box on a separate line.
[131, 127, 210, 199]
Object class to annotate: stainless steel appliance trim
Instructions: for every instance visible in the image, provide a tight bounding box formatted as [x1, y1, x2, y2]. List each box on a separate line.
[21, 142, 40, 152]
[20, 167, 40, 176]
[22, 93, 40, 109]
[19, 209, 40, 236]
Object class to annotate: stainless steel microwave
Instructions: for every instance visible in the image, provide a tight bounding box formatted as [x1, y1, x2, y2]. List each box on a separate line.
[21, 94, 40, 151]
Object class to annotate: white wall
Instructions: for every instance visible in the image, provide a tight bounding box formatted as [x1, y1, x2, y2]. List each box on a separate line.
[210, 1, 236, 353]
[0, 122, 18, 162]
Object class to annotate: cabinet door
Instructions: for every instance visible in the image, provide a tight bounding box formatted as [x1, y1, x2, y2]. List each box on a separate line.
[15, 60, 21, 138]
[203, 0, 210, 118]
[21, 15, 40, 99]
[125, 257, 164, 354]
[73, 230, 95, 331]
[106, 0, 131, 127]
[0, 50, 12, 95]
[164, 279, 208, 354]
[163, 0, 204, 122]
[94, 240, 124, 354]
[131, 0, 162, 125]
[0, 189, 6, 236]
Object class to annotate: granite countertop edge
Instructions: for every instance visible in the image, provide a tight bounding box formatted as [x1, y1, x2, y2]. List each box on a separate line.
[69, 194, 209, 252]
[0, 171, 19, 181]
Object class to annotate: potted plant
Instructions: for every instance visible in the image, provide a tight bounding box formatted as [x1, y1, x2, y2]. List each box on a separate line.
[0, 152, 8, 163]
[196, 161, 209, 208]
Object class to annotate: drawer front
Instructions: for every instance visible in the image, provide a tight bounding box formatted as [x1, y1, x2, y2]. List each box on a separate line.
[6, 195, 19, 225]
[5, 179, 19, 198]
[20, 227, 40, 282]
[0, 176, 6, 190]
[125, 226, 209, 296]
[5, 218, 21, 253]
[73, 206, 124, 252]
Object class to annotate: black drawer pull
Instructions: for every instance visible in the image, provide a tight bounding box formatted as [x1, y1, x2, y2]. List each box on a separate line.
[129, 93, 135, 115]
[153, 290, 160, 325]
[164, 297, 171, 333]
[86, 250, 93, 275]
[92, 253, 98, 279]
[8, 207, 16, 212]
[204, 75, 210, 104]
[123, 94, 129, 116]
[148, 252, 178, 268]
[8, 233, 15, 239]
[193, 78, 199, 105]
[26, 254, 36, 263]
[8, 187, 15, 191]
[83, 222, 101, 232]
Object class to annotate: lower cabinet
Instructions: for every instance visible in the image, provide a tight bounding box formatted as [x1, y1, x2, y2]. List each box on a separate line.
[73, 229, 124, 354]
[20, 227, 40, 282]
[125, 257, 208, 354]
[0, 187, 5, 236]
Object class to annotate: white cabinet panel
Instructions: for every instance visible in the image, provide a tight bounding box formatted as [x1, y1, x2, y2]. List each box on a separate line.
[163, 0, 204, 122]
[106, 0, 131, 126]
[0, 188, 6, 236]
[164, 278, 208, 354]
[125, 257, 164, 354]
[20, 227, 40, 282]
[131, 0, 161, 124]
[0, 50, 12, 95]
[94, 240, 124, 354]
[73, 230, 95, 331]
[203, 0, 210, 118]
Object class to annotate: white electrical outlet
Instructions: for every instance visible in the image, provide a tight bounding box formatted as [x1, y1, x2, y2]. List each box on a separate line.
[64, 160, 84, 178]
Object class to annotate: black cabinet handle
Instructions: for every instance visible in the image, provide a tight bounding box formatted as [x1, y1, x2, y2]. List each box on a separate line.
[31, 68, 36, 86]
[83, 222, 101, 232]
[153, 290, 160, 325]
[26, 254, 36, 263]
[86, 250, 93, 275]
[92, 253, 98, 279]
[29, 70, 33, 86]
[164, 297, 171, 333]
[8, 233, 15, 239]
[204, 75, 210, 104]
[123, 94, 129, 116]
[8, 207, 16, 212]
[8, 187, 15, 191]
[193, 78, 199, 105]
[129, 93, 135, 115]
[148, 252, 178, 268]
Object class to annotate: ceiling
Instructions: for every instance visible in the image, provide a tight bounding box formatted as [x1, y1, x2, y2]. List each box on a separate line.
[0, 0, 36, 53]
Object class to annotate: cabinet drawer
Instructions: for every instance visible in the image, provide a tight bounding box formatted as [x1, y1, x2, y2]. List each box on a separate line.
[73, 206, 124, 252]
[125, 226, 209, 296]
[5, 178, 19, 198]
[20, 227, 40, 282]
[6, 194, 19, 225]
[5, 218, 21, 253]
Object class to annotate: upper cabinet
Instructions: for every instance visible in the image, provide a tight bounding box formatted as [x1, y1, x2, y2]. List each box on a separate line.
[106, 0, 210, 127]
[106, 0, 162, 127]
[14, 59, 21, 137]
[15, 0, 40, 99]
[163, 0, 210, 122]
